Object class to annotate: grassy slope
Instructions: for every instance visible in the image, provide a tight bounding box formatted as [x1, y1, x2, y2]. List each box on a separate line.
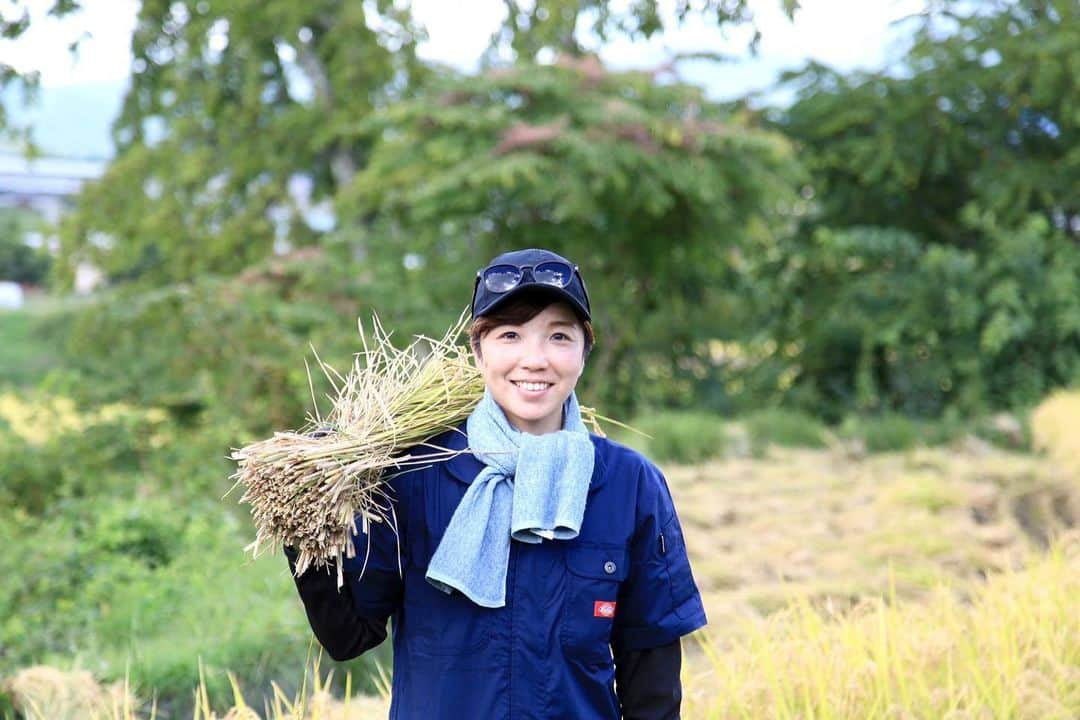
[0, 307, 60, 388]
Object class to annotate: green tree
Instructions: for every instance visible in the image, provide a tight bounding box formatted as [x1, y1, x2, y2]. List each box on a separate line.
[52, 0, 806, 288]
[56, 1, 428, 286]
[331, 59, 803, 414]
[0, 209, 50, 284]
[756, 0, 1080, 417]
[488, 0, 799, 61]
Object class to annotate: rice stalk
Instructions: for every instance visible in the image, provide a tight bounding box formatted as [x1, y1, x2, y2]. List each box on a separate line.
[229, 310, 606, 583]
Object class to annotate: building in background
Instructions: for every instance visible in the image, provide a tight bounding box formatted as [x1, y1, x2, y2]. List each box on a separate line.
[0, 152, 106, 295]
[0, 152, 104, 224]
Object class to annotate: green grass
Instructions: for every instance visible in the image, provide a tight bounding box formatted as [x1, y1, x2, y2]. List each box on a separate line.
[837, 413, 971, 453]
[0, 307, 64, 388]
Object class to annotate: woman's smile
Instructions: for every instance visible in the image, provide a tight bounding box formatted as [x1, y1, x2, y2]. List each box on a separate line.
[511, 380, 554, 393]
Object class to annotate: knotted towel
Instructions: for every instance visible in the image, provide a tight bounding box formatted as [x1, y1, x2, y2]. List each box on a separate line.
[425, 389, 595, 607]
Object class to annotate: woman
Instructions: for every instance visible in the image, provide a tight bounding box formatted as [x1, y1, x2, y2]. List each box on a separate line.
[287, 248, 707, 719]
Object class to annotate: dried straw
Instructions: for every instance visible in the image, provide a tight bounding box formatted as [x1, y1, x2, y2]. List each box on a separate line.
[229, 311, 607, 584]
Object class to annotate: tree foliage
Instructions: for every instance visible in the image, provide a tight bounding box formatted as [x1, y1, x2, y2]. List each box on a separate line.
[775, 0, 1077, 240]
[756, 0, 1080, 418]
[56, 0, 428, 286]
[51, 0, 801, 289]
[29, 0, 1080, 419]
[488, 0, 799, 61]
[332, 58, 802, 413]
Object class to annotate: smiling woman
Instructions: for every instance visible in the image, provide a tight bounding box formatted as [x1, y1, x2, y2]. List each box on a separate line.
[286, 247, 708, 719]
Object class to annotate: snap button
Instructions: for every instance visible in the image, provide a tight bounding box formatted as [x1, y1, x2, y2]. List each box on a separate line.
[603, 561, 617, 575]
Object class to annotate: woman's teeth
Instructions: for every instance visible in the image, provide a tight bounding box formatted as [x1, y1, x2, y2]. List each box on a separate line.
[514, 381, 551, 391]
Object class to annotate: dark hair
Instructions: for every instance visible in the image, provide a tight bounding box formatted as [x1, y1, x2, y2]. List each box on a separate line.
[470, 293, 595, 360]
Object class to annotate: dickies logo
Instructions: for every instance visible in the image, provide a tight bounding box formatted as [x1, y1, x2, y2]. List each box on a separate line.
[593, 600, 617, 618]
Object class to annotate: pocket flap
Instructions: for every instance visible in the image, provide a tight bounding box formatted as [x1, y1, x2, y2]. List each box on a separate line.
[566, 544, 629, 581]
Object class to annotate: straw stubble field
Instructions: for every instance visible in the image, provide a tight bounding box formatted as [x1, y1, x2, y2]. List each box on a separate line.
[672, 436, 1079, 718]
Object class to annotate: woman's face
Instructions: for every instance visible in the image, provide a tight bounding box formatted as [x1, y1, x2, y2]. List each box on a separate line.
[474, 302, 587, 435]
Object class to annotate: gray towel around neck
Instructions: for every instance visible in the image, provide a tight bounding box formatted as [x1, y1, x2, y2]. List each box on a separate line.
[424, 389, 595, 607]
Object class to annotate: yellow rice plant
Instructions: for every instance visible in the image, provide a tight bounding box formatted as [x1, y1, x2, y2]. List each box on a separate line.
[188, 656, 388, 720]
[683, 533, 1080, 719]
[31, 655, 387, 720]
[2, 665, 139, 720]
[1030, 390, 1080, 478]
[229, 312, 607, 582]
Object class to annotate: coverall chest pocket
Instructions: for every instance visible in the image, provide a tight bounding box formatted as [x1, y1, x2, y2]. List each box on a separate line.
[560, 543, 629, 664]
[402, 569, 497, 659]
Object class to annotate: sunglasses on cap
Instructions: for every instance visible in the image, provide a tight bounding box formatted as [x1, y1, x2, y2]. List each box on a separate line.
[471, 254, 592, 320]
[477, 261, 580, 293]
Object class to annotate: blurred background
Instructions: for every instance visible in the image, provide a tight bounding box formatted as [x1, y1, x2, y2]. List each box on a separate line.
[1, 0, 1078, 717]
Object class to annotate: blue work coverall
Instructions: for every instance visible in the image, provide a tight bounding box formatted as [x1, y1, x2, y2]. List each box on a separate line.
[289, 426, 707, 719]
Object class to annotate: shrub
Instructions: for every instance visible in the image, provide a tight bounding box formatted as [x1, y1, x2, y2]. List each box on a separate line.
[841, 413, 974, 453]
[744, 409, 827, 452]
[626, 411, 727, 464]
[0, 209, 51, 285]
[0, 395, 173, 515]
[49, 249, 468, 436]
[0, 405, 387, 715]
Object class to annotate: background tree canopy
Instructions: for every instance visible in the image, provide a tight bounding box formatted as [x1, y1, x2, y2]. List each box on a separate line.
[757, 0, 1080, 419]
[11, 0, 1080, 423]
[332, 59, 802, 413]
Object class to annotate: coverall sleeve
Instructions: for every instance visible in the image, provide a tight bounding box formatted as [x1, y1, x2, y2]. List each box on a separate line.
[614, 640, 683, 720]
[285, 473, 408, 661]
[612, 459, 707, 653]
[285, 546, 391, 661]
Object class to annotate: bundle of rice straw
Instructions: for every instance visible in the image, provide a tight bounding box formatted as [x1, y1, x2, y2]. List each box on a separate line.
[229, 311, 604, 584]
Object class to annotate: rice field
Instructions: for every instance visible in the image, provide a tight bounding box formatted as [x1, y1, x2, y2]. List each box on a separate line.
[682, 537, 1080, 719]
[4, 393, 1078, 718]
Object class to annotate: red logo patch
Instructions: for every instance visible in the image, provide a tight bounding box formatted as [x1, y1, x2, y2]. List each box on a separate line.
[594, 601, 617, 618]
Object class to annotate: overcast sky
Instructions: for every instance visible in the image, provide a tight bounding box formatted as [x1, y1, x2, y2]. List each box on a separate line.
[3, 0, 923, 99]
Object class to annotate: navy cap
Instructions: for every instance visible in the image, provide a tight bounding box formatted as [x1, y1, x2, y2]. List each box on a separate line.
[472, 248, 591, 320]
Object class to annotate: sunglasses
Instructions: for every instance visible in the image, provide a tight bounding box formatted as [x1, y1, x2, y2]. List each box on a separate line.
[477, 261, 580, 293]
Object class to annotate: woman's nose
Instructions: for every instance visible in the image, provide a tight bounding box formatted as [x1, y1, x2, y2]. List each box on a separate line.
[520, 339, 549, 368]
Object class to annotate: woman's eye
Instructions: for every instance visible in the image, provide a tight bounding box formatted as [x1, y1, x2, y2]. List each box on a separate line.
[499, 331, 519, 340]
[552, 332, 570, 341]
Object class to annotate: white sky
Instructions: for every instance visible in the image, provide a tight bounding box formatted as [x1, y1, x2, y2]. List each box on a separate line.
[0, 0, 923, 98]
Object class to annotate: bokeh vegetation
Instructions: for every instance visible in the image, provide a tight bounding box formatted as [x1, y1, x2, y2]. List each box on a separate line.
[2, 0, 1078, 717]
[0, 209, 50, 285]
